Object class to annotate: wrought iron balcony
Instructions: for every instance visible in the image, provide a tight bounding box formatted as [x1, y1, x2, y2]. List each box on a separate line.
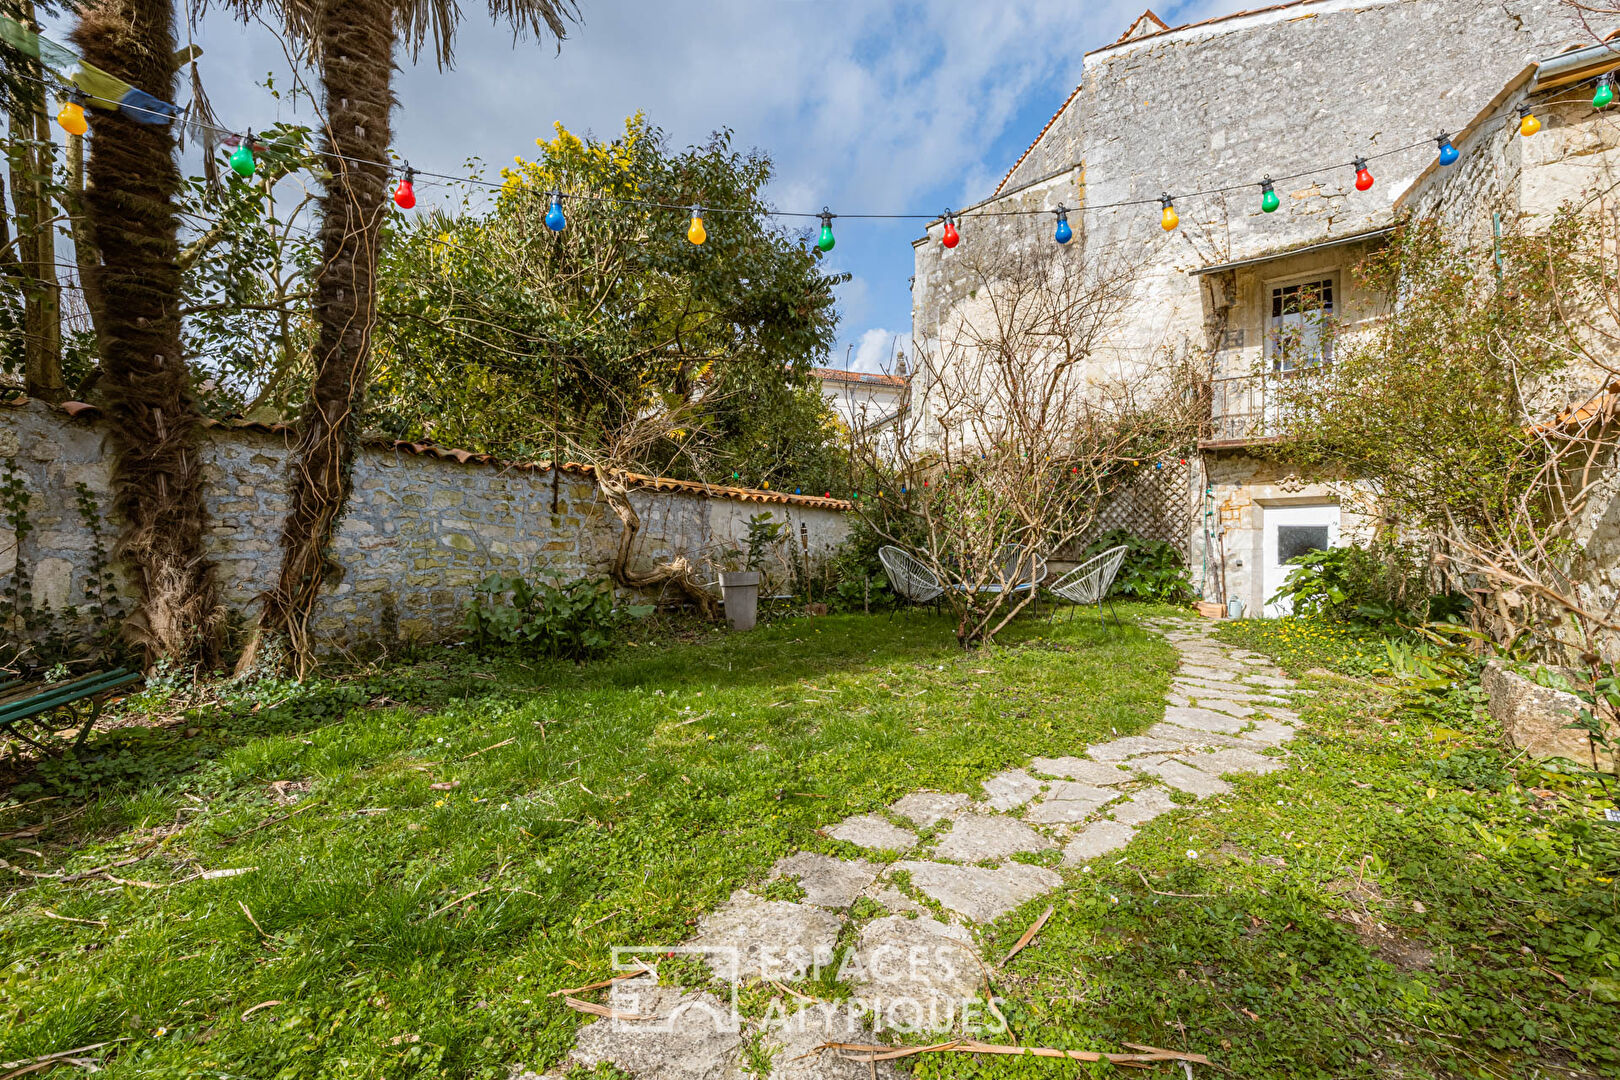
[1203, 364, 1334, 448]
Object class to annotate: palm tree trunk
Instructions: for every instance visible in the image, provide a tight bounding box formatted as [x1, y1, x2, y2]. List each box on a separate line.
[246, 0, 393, 672]
[72, 0, 223, 665]
[4, 0, 63, 401]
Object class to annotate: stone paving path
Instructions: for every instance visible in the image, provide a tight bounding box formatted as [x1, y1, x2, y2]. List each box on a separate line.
[524, 615, 1304, 1079]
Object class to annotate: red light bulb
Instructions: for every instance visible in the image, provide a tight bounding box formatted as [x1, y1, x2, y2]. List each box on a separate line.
[1353, 157, 1373, 192]
[394, 167, 417, 210]
[941, 212, 959, 249]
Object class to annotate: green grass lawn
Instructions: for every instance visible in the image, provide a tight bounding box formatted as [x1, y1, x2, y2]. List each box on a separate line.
[5, 610, 1617, 1079]
[0, 609, 1174, 1078]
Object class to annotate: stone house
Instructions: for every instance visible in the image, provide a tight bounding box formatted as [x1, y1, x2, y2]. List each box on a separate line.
[810, 366, 910, 436]
[909, 0, 1611, 616]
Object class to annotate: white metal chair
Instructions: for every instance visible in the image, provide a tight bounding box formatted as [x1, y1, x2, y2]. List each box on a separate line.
[878, 545, 945, 607]
[1046, 544, 1129, 625]
[982, 544, 1048, 594]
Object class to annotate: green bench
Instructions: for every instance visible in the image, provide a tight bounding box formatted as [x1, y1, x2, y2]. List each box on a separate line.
[0, 668, 143, 753]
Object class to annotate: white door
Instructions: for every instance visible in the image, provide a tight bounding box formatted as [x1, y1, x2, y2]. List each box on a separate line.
[1262, 503, 1339, 617]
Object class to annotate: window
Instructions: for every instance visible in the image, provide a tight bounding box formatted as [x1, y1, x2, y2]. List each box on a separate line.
[1276, 524, 1331, 565]
[1268, 276, 1334, 371]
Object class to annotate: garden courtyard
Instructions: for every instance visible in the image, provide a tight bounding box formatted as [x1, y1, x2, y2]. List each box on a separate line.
[2, 607, 1616, 1079]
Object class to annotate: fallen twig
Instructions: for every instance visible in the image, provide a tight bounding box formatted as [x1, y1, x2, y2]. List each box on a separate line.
[821, 1039, 1211, 1066]
[548, 962, 655, 998]
[427, 885, 492, 919]
[1, 804, 87, 840]
[39, 908, 104, 927]
[219, 801, 320, 845]
[0, 1039, 128, 1075]
[57, 836, 167, 883]
[562, 996, 655, 1022]
[241, 1000, 281, 1021]
[238, 900, 269, 938]
[460, 737, 516, 760]
[0, 795, 59, 816]
[998, 904, 1053, 967]
[1136, 870, 1212, 899]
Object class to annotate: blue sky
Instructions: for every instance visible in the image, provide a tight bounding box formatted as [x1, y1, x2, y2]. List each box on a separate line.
[62, 0, 1241, 371]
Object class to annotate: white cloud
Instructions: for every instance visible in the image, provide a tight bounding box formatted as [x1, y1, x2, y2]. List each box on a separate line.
[847, 327, 903, 374]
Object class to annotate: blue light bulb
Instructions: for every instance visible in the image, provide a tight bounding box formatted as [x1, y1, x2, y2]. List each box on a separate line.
[1054, 208, 1072, 245]
[1436, 134, 1459, 167]
[545, 191, 566, 232]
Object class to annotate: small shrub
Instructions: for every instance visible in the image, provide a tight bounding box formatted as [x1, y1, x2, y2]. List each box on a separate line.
[1083, 529, 1193, 603]
[463, 573, 652, 661]
[1270, 540, 1466, 627]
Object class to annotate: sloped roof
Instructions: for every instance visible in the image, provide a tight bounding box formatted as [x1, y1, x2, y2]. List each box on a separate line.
[991, 83, 1084, 198]
[1115, 9, 1170, 43]
[811, 367, 908, 388]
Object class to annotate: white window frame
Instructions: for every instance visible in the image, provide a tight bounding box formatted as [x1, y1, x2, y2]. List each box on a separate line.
[1264, 270, 1338, 372]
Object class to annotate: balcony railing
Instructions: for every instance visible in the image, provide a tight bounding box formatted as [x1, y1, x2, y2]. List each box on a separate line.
[1204, 364, 1335, 447]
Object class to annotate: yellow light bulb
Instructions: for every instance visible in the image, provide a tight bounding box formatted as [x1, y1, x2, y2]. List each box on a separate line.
[688, 207, 706, 246]
[1161, 204, 1179, 232]
[57, 101, 87, 136]
[1520, 112, 1541, 137]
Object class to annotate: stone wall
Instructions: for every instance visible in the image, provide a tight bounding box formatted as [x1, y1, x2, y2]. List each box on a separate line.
[0, 401, 851, 653]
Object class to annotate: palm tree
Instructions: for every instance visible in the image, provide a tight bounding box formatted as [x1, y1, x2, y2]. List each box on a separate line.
[235, 0, 576, 671]
[70, 0, 224, 665]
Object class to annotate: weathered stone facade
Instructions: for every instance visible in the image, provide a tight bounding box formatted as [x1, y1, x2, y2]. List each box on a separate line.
[0, 401, 850, 652]
[911, 0, 1585, 611]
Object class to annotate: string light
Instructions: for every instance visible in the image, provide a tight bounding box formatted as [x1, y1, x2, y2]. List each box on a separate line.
[1159, 193, 1178, 232]
[1259, 177, 1279, 214]
[1596, 73, 1615, 109]
[1435, 132, 1459, 167]
[1053, 206, 1072, 244]
[546, 191, 566, 231]
[229, 133, 256, 178]
[1353, 157, 1374, 191]
[941, 211, 959, 249]
[393, 166, 416, 210]
[817, 208, 835, 252]
[688, 205, 706, 246]
[56, 98, 86, 135]
[1518, 105, 1541, 137]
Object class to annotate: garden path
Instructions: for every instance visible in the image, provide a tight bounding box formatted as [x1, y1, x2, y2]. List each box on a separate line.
[525, 615, 1305, 1079]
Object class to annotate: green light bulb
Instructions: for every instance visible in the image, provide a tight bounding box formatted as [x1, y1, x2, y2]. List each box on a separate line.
[1597, 74, 1615, 109]
[1260, 178, 1280, 214]
[816, 209, 835, 252]
[229, 140, 256, 178]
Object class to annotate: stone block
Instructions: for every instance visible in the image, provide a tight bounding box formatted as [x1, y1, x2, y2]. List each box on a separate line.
[1481, 660, 1610, 766]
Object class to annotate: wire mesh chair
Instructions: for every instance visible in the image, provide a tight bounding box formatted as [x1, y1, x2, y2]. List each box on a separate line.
[878, 545, 945, 608]
[990, 544, 1048, 593]
[1045, 544, 1130, 625]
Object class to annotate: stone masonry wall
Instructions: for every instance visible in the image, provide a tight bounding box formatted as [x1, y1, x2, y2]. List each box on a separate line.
[0, 401, 850, 653]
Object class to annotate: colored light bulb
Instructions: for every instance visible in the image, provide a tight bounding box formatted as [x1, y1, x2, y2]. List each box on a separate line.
[1596, 73, 1615, 109]
[56, 101, 86, 136]
[795, 487, 802, 495]
[1260, 177, 1279, 214]
[688, 205, 706, 246]
[941, 213, 959, 248]
[393, 170, 416, 210]
[817, 209, 835, 252]
[1436, 133, 1459, 167]
[1054, 207, 1072, 244]
[229, 137, 256, 178]
[1160, 193, 1178, 232]
[545, 191, 566, 231]
[1518, 106, 1541, 137]
[1353, 157, 1373, 191]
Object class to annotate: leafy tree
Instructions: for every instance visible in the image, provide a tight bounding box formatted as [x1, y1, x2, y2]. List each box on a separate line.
[368, 116, 848, 492]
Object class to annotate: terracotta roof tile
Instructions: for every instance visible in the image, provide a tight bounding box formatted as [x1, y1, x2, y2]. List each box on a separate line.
[47, 402, 853, 510]
[810, 366, 908, 387]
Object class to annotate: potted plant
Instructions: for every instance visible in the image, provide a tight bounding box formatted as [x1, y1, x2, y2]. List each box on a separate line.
[716, 513, 787, 630]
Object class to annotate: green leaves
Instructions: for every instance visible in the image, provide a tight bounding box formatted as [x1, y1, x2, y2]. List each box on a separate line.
[462, 572, 650, 662]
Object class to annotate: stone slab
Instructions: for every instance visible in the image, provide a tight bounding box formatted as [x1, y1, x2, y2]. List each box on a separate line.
[932, 813, 1053, 862]
[1178, 747, 1285, 777]
[1238, 719, 1298, 747]
[763, 1006, 901, 1079]
[689, 893, 844, 981]
[894, 860, 1063, 923]
[827, 814, 916, 852]
[1110, 788, 1180, 826]
[770, 853, 880, 909]
[1062, 819, 1137, 864]
[1244, 674, 1296, 688]
[1024, 781, 1119, 823]
[1162, 706, 1252, 734]
[889, 791, 970, 828]
[980, 768, 1043, 810]
[1181, 696, 1260, 718]
[1086, 735, 1189, 762]
[1140, 758, 1232, 798]
[566, 980, 743, 1080]
[851, 915, 981, 1024]
[1029, 757, 1134, 785]
[1143, 723, 1249, 750]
